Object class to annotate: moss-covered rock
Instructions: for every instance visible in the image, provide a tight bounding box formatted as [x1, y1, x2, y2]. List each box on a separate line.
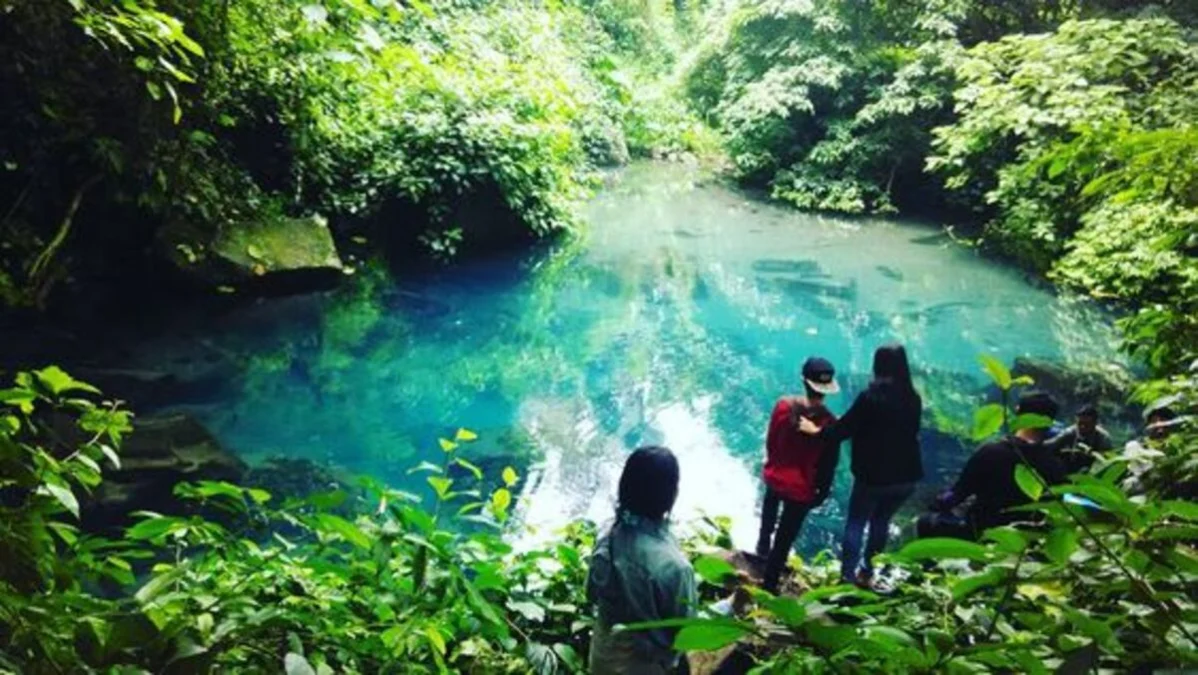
[582, 114, 631, 167]
[159, 212, 344, 292]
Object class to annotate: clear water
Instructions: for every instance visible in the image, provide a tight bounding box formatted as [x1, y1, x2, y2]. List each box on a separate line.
[133, 162, 1127, 552]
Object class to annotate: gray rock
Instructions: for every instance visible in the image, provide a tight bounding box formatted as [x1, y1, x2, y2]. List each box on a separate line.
[159, 212, 344, 291]
[1011, 357, 1139, 426]
[85, 414, 246, 531]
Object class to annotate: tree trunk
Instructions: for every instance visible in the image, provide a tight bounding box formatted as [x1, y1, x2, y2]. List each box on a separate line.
[26, 173, 101, 308]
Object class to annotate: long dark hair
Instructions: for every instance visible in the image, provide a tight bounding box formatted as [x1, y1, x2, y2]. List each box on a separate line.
[873, 343, 915, 393]
[617, 446, 680, 521]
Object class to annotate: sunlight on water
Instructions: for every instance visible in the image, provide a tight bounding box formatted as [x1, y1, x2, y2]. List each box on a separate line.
[133, 162, 1129, 553]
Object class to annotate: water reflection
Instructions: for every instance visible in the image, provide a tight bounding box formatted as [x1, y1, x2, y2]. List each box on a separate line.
[133, 162, 1128, 554]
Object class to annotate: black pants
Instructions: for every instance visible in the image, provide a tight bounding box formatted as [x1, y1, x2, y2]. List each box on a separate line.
[757, 488, 811, 592]
[915, 512, 976, 540]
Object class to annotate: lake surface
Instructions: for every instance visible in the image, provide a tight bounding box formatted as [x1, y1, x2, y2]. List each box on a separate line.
[132, 162, 1127, 553]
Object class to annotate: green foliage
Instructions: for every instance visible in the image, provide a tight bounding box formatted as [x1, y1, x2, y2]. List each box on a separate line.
[0, 368, 592, 673]
[929, 18, 1197, 373]
[1, 0, 719, 308]
[684, 0, 967, 213]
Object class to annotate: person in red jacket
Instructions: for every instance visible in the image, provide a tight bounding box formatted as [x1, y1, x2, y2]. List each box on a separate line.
[757, 356, 841, 592]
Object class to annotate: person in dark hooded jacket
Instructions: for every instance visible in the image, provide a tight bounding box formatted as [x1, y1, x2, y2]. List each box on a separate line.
[800, 344, 922, 586]
[587, 446, 696, 674]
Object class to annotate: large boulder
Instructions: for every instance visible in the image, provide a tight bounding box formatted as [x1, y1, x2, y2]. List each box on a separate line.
[582, 115, 631, 167]
[1011, 357, 1140, 427]
[84, 414, 246, 532]
[159, 212, 345, 292]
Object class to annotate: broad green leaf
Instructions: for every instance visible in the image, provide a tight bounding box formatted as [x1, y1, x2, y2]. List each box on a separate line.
[459, 576, 503, 626]
[863, 625, 917, 647]
[491, 487, 512, 514]
[284, 653, 317, 675]
[308, 489, 348, 510]
[99, 443, 121, 469]
[438, 438, 457, 452]
[674, 622, 751, 651]
[454, 458, 483, 480]
[983, 526, 1035, 554]
[759, 595, 806, 627]
[48, 521, 78, 546]
[972, 403, 1005, 440]
[126, 515, 183, 541]
[803, 622, 857, 651]
[693, 555, 737, 585]
[1047, 155, 1069, 179]
[897, 538, 990, 562]
[182, 481, 245, 501]
[553, 643, 582, 671]
[313, 514, 371, 550]
[1010, 375, 1035, 387]
[1063, 609, 1120, 652]
[1044, 527, 1078, 564]
[0, 388, 36, 413]
[428, 476, 452, 499]
[502, 467, 518, 487]
[952, 567, 1005, 600]
[34, 366, 99, 396]
[1053, 482, 1135, 520]
[407, 461, 442, 475]
[42, 482, 79, 519]
[455, 427, 478, 442]
[135, 568, 181, 604]
[0, 414, 19, 432]
[979, 355, 1011, 390]
[507, 600, 546, 623]
[1014, 464, 1044, 501]
[1160, 500, 1198, 522]
[1011, 413, 1053, 432]
[424, 626, 446, 655]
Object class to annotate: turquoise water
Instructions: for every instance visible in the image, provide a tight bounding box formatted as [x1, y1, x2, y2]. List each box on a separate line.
[136, 162, 1127, 552]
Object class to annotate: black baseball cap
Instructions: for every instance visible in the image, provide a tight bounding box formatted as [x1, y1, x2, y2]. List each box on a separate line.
[1016, 391, 1059, 419]
[802, 357, 840, 395]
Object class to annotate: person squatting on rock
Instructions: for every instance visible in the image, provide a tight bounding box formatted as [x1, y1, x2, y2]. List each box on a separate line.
[918, 391, 1067, 540]
[756, 356, 841, 593]
[587, 446, 696, 675]
[1044, 403, 1112, 475]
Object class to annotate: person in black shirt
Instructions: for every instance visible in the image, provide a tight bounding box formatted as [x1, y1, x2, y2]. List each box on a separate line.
[799, 343, 923, 586]
[1045, 404, 1112, 475]
[919, 391, 1067, 540]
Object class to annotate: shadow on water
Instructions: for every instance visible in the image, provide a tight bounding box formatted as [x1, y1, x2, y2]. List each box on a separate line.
[123, 161, 1130, 552]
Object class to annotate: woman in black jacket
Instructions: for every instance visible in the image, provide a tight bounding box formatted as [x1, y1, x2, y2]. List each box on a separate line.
[800, 343, 923, 586]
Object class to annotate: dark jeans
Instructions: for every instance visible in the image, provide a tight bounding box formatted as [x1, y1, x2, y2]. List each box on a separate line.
[757, 488, 811, 592]
[840, 481, 915, 581]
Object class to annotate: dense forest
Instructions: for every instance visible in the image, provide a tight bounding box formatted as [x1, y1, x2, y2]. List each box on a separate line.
[0, 0, 1195, 673]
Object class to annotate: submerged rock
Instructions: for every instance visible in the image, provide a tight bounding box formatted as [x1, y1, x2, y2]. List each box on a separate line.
[159, 212, 344, 292]
[84, 414, 246, 532]
[70, 366, 231, 412]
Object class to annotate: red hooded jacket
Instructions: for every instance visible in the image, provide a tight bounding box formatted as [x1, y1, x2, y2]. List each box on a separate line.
[763, 396, 838, 503]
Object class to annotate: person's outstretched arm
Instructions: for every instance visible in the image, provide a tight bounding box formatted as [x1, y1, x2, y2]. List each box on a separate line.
[937, 448, 984, 510]
[800, 394, 865, 444]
